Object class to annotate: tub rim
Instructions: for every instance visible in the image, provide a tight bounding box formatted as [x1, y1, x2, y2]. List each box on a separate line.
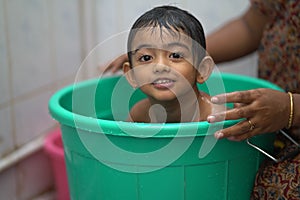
[48, 72, 283, 138]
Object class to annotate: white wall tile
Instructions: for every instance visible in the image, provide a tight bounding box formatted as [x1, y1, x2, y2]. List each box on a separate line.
[6, 0, 54, 98]
[14, 91, 55, 146]
[218, 53, 258, 77]
[0, 106, 14, 157]
[95, 0, 121, 43]
[0, 167, 17, 200]
[0, 0, 11, 105]
[51, 0, 82, 81]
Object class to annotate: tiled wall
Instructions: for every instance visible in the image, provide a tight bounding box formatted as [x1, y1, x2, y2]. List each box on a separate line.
[0, 0, 82, 199]
[0, 0, 254, 199]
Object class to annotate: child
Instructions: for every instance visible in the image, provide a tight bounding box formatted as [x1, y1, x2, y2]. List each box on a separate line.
[123, 5, 224, 123]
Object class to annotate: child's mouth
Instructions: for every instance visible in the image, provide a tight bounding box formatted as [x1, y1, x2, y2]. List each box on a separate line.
[152, 78, 175, 89]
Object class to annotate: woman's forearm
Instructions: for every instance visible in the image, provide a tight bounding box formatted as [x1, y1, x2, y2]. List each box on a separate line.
[206, 5, 269, 64]
[206, 18, 257, 63]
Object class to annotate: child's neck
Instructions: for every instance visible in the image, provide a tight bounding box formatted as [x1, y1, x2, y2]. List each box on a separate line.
[148, 88, 202, 123]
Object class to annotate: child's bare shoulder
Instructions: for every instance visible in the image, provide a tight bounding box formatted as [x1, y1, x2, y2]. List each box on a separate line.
[128, 99, 150, 122]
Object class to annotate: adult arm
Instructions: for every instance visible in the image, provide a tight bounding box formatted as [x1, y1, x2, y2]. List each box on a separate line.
[206, 4, 270, 63]
[105, 54, 128, 73]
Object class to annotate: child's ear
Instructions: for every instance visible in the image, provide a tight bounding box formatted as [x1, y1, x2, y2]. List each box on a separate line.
[123, 62, 138, 88]
[196, 56, 214, 84]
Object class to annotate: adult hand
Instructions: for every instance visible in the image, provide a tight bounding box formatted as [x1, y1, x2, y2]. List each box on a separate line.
[102, 54, 128, 73]
[207, 88, 290, 141]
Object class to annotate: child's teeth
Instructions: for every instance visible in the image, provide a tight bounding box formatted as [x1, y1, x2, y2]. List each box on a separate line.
[156, 79, 171, 84]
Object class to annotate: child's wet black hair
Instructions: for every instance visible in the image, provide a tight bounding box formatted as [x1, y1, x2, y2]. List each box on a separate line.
[127, 5, 206, 65]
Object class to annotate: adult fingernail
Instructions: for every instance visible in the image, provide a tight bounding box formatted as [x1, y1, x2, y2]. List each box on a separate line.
[227, 136, 237, 141]
[207, 115, 216, 122]
[211, 97, 218, 103]
[214, 131, 224, 139]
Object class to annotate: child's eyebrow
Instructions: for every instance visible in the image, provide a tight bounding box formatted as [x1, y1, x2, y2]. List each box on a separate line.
[133, 44, 153, 51]
[133, 42, 190, 53]
[130, 44, 152, 55]
[166, 42, 190, 51]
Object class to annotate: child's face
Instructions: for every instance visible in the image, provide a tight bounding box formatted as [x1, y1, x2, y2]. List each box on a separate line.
[124, 27, 204, 101]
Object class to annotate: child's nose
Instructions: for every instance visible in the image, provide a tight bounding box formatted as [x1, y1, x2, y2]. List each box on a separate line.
[153, 57, 170, 73]
[152, 63, 170, 73]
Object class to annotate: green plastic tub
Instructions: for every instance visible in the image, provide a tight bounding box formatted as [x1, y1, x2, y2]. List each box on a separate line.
[49, 73, 282, 200]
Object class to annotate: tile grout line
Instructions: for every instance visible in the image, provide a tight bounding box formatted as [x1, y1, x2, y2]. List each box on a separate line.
[3, 0, 17, 150]
[3, 1, 19, 197]
[47, 0, 58, 92]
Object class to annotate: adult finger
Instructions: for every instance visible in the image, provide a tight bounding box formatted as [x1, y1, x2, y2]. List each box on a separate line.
[207, 105, 255, 123]
[214, 119, 259, 141]
[211, 89, 260, 104]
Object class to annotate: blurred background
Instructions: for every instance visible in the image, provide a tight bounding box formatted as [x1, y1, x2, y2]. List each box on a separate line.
[0, 0, 257, 199]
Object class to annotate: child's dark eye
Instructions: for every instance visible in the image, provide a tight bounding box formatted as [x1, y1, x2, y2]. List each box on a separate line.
[170, 52, 184, 59]
[139, 55, 152, 62]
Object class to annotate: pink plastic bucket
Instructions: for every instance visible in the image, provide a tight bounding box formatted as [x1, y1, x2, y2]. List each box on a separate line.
[44, 128, 70, 200]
